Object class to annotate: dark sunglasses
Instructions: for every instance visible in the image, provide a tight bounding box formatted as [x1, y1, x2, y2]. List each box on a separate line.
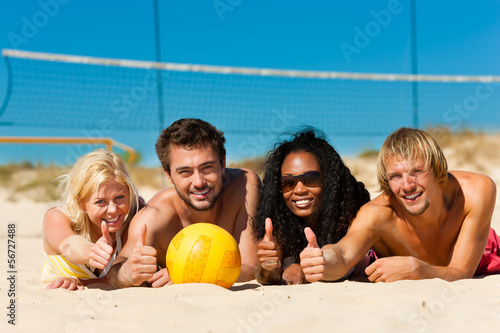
[280, 171, 323, 193]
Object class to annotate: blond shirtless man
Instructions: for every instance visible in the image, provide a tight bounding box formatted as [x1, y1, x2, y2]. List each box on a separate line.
[300, 127, 499, 282]
[109, 118, 260, 288]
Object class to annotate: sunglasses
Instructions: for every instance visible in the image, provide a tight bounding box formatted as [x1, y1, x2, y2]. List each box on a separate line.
[280, 171, 323, 193]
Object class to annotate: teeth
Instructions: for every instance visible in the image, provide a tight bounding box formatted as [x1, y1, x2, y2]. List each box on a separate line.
[295, 199, 312, 205]
[193, 189, 209, 195]
[405, 193, 420, 200]
[105, 216, 119, 223]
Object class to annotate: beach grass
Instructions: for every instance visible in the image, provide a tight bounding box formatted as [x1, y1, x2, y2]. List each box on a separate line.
[1, 129, 498, 202]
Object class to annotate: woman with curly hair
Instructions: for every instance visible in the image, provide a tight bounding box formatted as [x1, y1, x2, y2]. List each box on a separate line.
[252, 128, 370, 284]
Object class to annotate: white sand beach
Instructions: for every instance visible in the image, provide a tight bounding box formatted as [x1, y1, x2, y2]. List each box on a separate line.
[1, 142, 500, 332]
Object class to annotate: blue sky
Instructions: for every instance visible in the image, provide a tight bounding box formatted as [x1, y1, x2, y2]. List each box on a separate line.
[1, 0, 500, 166]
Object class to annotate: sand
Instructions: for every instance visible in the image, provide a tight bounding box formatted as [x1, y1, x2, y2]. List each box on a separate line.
[1, 162, 500, 333]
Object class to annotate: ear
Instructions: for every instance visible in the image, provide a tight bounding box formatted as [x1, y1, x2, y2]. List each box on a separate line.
[164, 170, 173, 183]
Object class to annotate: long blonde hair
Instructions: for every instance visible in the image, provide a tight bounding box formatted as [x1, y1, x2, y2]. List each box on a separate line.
[58, 149, 141, 242]
[377, 127, 448, 194]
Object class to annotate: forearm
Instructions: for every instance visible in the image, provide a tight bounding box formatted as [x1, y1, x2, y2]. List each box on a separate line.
[59, 235, 94, 265]
[366, 256, 474, 283]
[282, 263, 307, 284]
[321, 244, 353, 281]
[107, 258, 132, 289]
[416, 261, 471, 281]
[254, 261, 282, 284]
[81, 277, 110, 286]
[237, 264, 257, 282]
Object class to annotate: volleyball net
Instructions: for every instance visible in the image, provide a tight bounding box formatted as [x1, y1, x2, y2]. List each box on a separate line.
[1, 49, 500, 163]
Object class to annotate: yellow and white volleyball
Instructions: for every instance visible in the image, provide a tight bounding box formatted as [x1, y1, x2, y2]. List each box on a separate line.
[166, 223, 241, 289]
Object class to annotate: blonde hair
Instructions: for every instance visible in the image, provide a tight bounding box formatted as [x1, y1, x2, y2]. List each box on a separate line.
[58, 149, 141, 242]
[377, 127, 448, 194]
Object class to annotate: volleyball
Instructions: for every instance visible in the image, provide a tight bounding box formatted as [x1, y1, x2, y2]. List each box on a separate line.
[166, 223, 241, 289]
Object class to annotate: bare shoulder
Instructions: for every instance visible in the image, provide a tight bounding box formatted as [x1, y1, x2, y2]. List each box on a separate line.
[125, 187, 181, 250]
[131, 187, 179, 230]
[145, 187, 177, 211]
[43, 207, 71, 230]
[350, 193, 396, 231]
[449, 170, 496, 202]
[42, 207, 76, 254]
[450, 170, 495, 187]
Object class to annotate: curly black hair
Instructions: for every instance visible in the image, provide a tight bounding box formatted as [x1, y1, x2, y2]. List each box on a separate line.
[252, 128, 370, 263]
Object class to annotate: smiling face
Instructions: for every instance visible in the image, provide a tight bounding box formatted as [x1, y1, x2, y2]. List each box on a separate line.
[166, 143, 225, 212]
[385, 154, 439, 216]
[82, 180, 131, 234]
[281, 151, 323, 221]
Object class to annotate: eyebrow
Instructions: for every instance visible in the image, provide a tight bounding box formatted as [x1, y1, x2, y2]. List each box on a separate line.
[94, 190, 127, 199]
[175, 160, 217, 172]
[386, 170, 400, 177]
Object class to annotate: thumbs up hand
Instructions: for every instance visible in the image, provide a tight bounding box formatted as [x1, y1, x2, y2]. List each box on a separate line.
[300, 227, 325, 283]
[125, 223, 158, 286]
[136, 222, 147, 247]
[305, 227, 320, 248]
[254, 218, 283, 284]
[257, 218, 281, 270]
[263, 217, 274, 243]
[89, 221, 115, 269]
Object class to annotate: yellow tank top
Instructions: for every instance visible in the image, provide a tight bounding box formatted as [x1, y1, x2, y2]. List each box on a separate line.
[41, 232, 122, 283]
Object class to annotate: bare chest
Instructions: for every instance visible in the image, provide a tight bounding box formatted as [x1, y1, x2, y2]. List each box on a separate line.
[375, 217, 463, 266]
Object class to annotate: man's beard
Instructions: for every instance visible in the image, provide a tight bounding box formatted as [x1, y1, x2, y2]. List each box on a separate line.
[404, 199, 430, 216]
[176, 185, 222, 212]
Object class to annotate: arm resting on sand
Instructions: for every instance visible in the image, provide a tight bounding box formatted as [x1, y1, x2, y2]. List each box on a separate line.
[238, 264, 258, 282]
[107, 258, 130, 289]
[59, 235, 94, 266]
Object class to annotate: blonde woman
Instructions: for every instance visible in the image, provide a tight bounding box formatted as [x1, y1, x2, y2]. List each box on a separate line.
[42, 149, 143, 290]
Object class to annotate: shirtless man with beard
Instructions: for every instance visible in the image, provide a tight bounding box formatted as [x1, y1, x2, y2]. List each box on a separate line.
[109, 118, 260, 288]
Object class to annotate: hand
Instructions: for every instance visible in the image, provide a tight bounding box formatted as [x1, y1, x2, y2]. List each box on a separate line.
[365, 256, 423, 282]
[122, 224, 158, 286]
[300, 227, 325, 283]
[254, 218, 282, 284]
[89, 222, 114, 270]
[147, 267, 173, 288]
[46, 277, 84, 290]
[282, 264, 305, 285]
[257, 218, 280, 270]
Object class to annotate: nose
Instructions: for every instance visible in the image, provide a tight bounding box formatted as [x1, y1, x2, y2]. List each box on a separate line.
[293, 180, 308, 194]
[402, 174, 417, 191]
[107, 201, 117, 214]
[192, 170, 207, 188]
